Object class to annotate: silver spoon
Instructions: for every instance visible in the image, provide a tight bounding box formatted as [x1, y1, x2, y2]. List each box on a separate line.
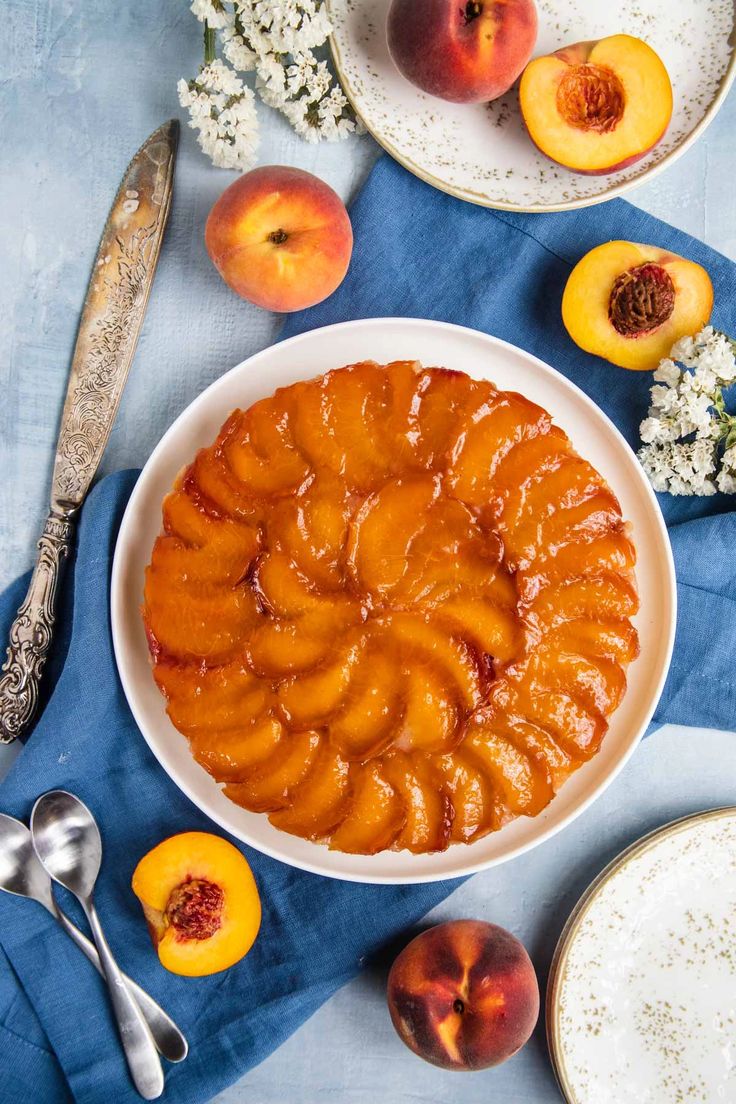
[31, 791, 165, 1100]
[0, 813, 187, 1063]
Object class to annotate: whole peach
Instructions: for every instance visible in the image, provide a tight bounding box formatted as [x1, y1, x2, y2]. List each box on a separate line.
[387, 0, 538, 104]
[387, 919, 539, 1070]
[205, 166, 353, 312]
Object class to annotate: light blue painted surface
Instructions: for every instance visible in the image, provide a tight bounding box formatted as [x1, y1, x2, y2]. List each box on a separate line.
[2, 2, 736, 1101]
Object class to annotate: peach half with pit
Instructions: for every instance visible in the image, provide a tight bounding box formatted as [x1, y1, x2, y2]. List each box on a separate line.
[562, 240, 713, 370]
[520, 35, 672, 174]
[387, 919, 539, 1070]
[131, 831, 261, 977]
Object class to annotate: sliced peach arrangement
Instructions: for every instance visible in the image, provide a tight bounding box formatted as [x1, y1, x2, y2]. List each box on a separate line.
[562, 240, 713, 370]
[132, 832, 261, 977]
[520, 35, 672, 174]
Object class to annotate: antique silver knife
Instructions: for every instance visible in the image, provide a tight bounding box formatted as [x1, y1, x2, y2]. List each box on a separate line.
[0, 119, 178, 744]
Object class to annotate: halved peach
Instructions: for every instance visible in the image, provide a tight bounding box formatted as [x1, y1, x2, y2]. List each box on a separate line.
[131, 832, 261, 977]
[520, 35, 672, 174]
[562, 240, 713, 370]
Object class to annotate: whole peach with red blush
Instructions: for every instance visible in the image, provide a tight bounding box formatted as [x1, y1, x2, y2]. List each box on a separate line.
[387, 919, 539, 1070]
[205, 166, 353, 312]
[387, 0, 538, 104]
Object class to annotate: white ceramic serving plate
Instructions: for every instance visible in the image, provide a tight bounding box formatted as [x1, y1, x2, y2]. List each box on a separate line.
[111, 318, 676, 884]
[548, 808, 736, 1103]
[328, 0, 736, 213]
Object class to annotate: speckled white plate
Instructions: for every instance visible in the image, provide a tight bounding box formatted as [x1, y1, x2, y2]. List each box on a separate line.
[111, 318, 675, 884]
[548, 807, 736, 1102]
[329, 0, 736, 212]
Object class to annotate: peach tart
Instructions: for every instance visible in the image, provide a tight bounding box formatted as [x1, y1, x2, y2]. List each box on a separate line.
[143, 362, 639, 856]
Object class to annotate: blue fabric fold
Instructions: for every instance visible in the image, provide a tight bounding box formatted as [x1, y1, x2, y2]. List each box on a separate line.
[1, 155, 734, 1103]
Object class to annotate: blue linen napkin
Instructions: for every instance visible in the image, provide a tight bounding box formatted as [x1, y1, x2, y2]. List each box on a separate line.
[1, 154, 735, 1103]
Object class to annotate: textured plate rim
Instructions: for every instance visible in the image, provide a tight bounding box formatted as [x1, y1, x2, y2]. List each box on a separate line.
[546, 805, 736, 1103]
[328, 5, 736, 214]
[110, 317, 676, 884]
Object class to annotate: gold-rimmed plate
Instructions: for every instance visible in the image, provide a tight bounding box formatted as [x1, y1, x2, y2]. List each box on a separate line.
[329, 0, 736, 213]
[547, 807, 736, 1102]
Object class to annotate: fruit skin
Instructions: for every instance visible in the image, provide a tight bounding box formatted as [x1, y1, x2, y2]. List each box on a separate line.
[520, 35, 672, 175]
[387, 0, 538, 104]
[131, 831, 261, 977]
[562, 240, 713, 371]
[386, 919, 539, 1070]
[205, 166, 353, 312]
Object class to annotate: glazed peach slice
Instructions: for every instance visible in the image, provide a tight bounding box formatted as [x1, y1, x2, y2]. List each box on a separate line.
[395, 662, 461, 754]
[446, 393, 551, 507]
[329, 763, 405, 854]
[186, 436, 262, 522]
[464, 719, 554, 818]
[224, 729, 322, 812]
[222, 394, 311, 499]
[131, 832, 261, 977]
[346, 475, 440, 596]
[269, 744, 351, 840]
[267, 471, 352, 589]
[382, 752, 453, 854]
[520, 648, 627, 716]
[435, 751, 501, 843]
[143, 575, 260, 663]
[517, 528, 636, 602]
[277, 637, 363, 728]
[383, 612, 484, 709]
[328, 646, 402, 760]
[520, 35, 672, 175]
[292, 363, 393, 491]
[492, 716, 578, 792]
[562, 241, 714, 370]
[499, 679, 608, 761]
[245, 619, 335, 678]
[487, 428, 571, 523]
[431, 596, 521, 664]
[528, 573, 639, 633]
[153, 659, 270, 735]
[190, 716, 285, 782]
[253, 550, 359, 621]
[406, 368, 481, 470]
[545, 618, 640, 667]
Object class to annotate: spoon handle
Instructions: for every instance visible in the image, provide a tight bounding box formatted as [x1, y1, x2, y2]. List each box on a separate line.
[84, 898, 164, 1100]
[52, 905, 187, 1063]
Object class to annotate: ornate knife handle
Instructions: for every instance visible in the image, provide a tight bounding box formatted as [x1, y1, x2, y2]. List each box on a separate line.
[0, 511, 76, 744]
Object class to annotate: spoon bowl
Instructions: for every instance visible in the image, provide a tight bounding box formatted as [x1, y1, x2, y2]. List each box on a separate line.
[0, 813, 55, 907]
[31, 789, 101, 899]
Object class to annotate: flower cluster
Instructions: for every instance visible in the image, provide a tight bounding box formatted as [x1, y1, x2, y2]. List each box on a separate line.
[178, 0, 361, 170]
[638, 326, 736, 495]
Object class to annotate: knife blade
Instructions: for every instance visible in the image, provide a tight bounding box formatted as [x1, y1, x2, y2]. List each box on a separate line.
[0, 119, 178, 743]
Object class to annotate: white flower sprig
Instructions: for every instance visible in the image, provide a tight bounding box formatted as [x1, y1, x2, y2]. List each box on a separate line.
[178, 0, 362, 171]
[638, 326, 736, 496]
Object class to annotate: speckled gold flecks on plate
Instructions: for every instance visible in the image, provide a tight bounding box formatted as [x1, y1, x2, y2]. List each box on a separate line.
[328, 0, 736, 213]
[547, 808, 736, 1103]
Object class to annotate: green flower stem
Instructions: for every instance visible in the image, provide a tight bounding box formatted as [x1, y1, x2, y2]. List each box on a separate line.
[204, 21, 216, 65]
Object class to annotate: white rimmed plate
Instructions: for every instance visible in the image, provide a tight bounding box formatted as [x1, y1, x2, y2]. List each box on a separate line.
[111, 318, 676, 884]
[328, 0, 736, 213]
[547, 808, 736, 1102]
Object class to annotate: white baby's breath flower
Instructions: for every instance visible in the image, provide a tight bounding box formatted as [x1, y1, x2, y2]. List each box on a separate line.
[638, 326, 736, 495]
[716, 469, 736, 493]
[191, 0, 232, 28]
[652, 358, 681, 387]
[178, 60, 259, 171]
